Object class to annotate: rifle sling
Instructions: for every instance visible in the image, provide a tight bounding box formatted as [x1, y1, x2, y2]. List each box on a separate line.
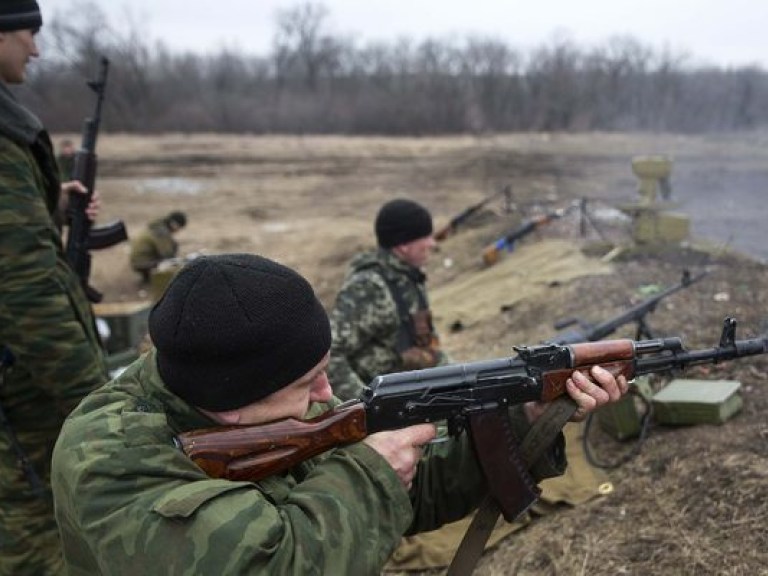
[446, 396, 578, 576]
[376, 265, 429, 352]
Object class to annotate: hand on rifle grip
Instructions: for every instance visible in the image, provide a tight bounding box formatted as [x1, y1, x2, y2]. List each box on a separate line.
[364, 424, 437, 489]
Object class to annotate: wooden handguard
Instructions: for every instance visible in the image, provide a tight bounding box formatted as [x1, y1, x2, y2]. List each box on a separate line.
[540, 339, 637, 401]
[177, 402, 368, 482]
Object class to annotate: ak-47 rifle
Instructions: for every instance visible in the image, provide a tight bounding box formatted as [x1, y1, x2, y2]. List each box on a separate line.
[64, 56, 128, 303]
[548, 269, 709, 344]
[176, 317, 766, 523]
[482, 201, 579, 266]
[434, 185, 509, 242]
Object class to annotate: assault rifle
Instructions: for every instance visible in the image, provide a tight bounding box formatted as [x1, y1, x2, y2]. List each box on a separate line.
[549, 269, 708, 344]
[64, 56, 128, 303]
[176, 317, 766, 522]
[434, 185, 509, 242]
[482, 201, 579, 266]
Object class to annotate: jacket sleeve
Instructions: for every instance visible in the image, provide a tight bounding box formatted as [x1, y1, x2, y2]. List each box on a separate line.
[328, 271, 400, 400]
[0, 139, 105, 413]
[53, 409, 415, 576]
[153, 228, 178, 259]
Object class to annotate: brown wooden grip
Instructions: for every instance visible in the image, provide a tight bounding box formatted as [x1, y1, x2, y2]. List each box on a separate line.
[571, 339, 635, 364]
[434, 224, 452, 241]
[177, 402, 368, 482]
[539, 340, 637, 402]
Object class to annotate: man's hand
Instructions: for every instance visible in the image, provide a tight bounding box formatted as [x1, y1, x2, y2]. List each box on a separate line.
[524, 365, 629, 423]
[364, 424, 436, 489]
[60, 181, 101, 222]
[400, 346, 439, 370]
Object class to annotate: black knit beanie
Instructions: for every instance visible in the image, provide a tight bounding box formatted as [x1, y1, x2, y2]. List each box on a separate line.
[149, 254, 331, 411]
[0, 1, 42, 32]
[375, 199, 433, 249]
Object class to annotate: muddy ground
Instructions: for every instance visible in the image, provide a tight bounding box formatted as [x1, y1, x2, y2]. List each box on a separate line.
[79, 132, 768, 575]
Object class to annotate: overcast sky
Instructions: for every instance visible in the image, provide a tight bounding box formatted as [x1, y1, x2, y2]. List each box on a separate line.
[41, 0, 767, 68]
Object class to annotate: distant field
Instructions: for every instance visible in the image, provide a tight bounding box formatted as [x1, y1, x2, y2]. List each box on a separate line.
[81, 130, 768, 305]
[76, 131, 768, 576]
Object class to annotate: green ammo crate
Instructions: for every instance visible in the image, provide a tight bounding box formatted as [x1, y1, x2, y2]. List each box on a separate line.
[595, 377, 653, 441]
[652, 379, 743, 426]
[94, 301, 152, 355]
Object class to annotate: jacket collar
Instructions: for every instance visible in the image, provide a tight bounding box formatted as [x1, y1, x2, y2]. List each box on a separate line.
[0, 81, 43, 144]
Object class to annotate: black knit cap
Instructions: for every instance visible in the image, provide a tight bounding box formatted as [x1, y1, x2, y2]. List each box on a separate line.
[375, 198, 433, 249]
[149, 253, 331, 411]
[0, 0, 42, 32]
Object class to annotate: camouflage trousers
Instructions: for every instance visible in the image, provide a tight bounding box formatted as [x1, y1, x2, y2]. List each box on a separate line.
[0, 431, 65, 576]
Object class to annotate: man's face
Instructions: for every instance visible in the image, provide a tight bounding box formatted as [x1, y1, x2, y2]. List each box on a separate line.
[210, 353, 334, 426]
[0, 29, 39, 84]
[393, 235, 436, 269]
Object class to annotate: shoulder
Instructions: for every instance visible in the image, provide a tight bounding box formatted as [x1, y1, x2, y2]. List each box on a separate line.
[0, 134, 31, 166]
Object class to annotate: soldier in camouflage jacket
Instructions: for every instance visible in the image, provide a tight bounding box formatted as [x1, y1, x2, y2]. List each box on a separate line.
[129, 211, 187, 283]
[52, 254, 626, 575]
[329, 199, 449, 400]
[0, 4, 109, 574]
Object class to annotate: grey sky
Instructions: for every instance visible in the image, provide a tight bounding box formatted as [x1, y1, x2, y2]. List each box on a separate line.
[42, 0, 767, 68]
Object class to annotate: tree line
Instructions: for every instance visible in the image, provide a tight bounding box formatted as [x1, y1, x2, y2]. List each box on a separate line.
[18, 1, 768, 135]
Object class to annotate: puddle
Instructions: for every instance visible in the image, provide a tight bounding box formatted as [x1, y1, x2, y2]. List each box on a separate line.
[133, 178, 206, 195]
[262, 222, 292, 233]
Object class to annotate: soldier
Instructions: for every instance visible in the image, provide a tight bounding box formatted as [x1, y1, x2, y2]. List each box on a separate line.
[328, 198, 448, 401]
[129, 210, 187, 283]
[55, 138, 75, 181]
[51, 253, 627, 575]
[0, 2, 109, 574]
[327, 198, 525, 570]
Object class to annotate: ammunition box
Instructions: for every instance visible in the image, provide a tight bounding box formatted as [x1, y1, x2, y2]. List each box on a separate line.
[652, 379, 743, 426]
[632, 210, 690, 244]
[596, 377, 653, 441]
[93, 301, 152, 355]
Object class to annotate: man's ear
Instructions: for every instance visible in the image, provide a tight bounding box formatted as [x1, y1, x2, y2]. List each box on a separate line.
[216, 410, 241, 424]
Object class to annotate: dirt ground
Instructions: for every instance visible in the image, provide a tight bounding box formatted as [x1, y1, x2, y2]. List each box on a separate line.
[78, 131, 768, 575]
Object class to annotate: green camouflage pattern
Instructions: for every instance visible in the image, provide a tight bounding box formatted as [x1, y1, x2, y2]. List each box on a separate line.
[51, 350, 508, 575]
[0, 84, 108, 576]
[328, 249, 450, 400]
[129, 219, 179, 274]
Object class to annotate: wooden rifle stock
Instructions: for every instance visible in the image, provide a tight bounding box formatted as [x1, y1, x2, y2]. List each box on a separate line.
[176, 402, 368, 482]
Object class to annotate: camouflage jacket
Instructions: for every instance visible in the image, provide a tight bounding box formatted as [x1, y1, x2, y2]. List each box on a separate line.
[0, 82, 107, 494]
[328, 249, 450, 400]
[129, 219, 178, 272]
[51, 350, 568, 576]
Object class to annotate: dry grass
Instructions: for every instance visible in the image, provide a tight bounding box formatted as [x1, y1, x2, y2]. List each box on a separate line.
[79, 131, 768, 575]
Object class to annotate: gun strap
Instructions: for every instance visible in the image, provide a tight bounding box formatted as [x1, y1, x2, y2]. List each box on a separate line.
[376, 265, 430, 352]
[446, 396, 578, 576]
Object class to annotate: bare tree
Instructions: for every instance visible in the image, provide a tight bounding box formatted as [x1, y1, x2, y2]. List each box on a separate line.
[23, 0, 768, 135]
